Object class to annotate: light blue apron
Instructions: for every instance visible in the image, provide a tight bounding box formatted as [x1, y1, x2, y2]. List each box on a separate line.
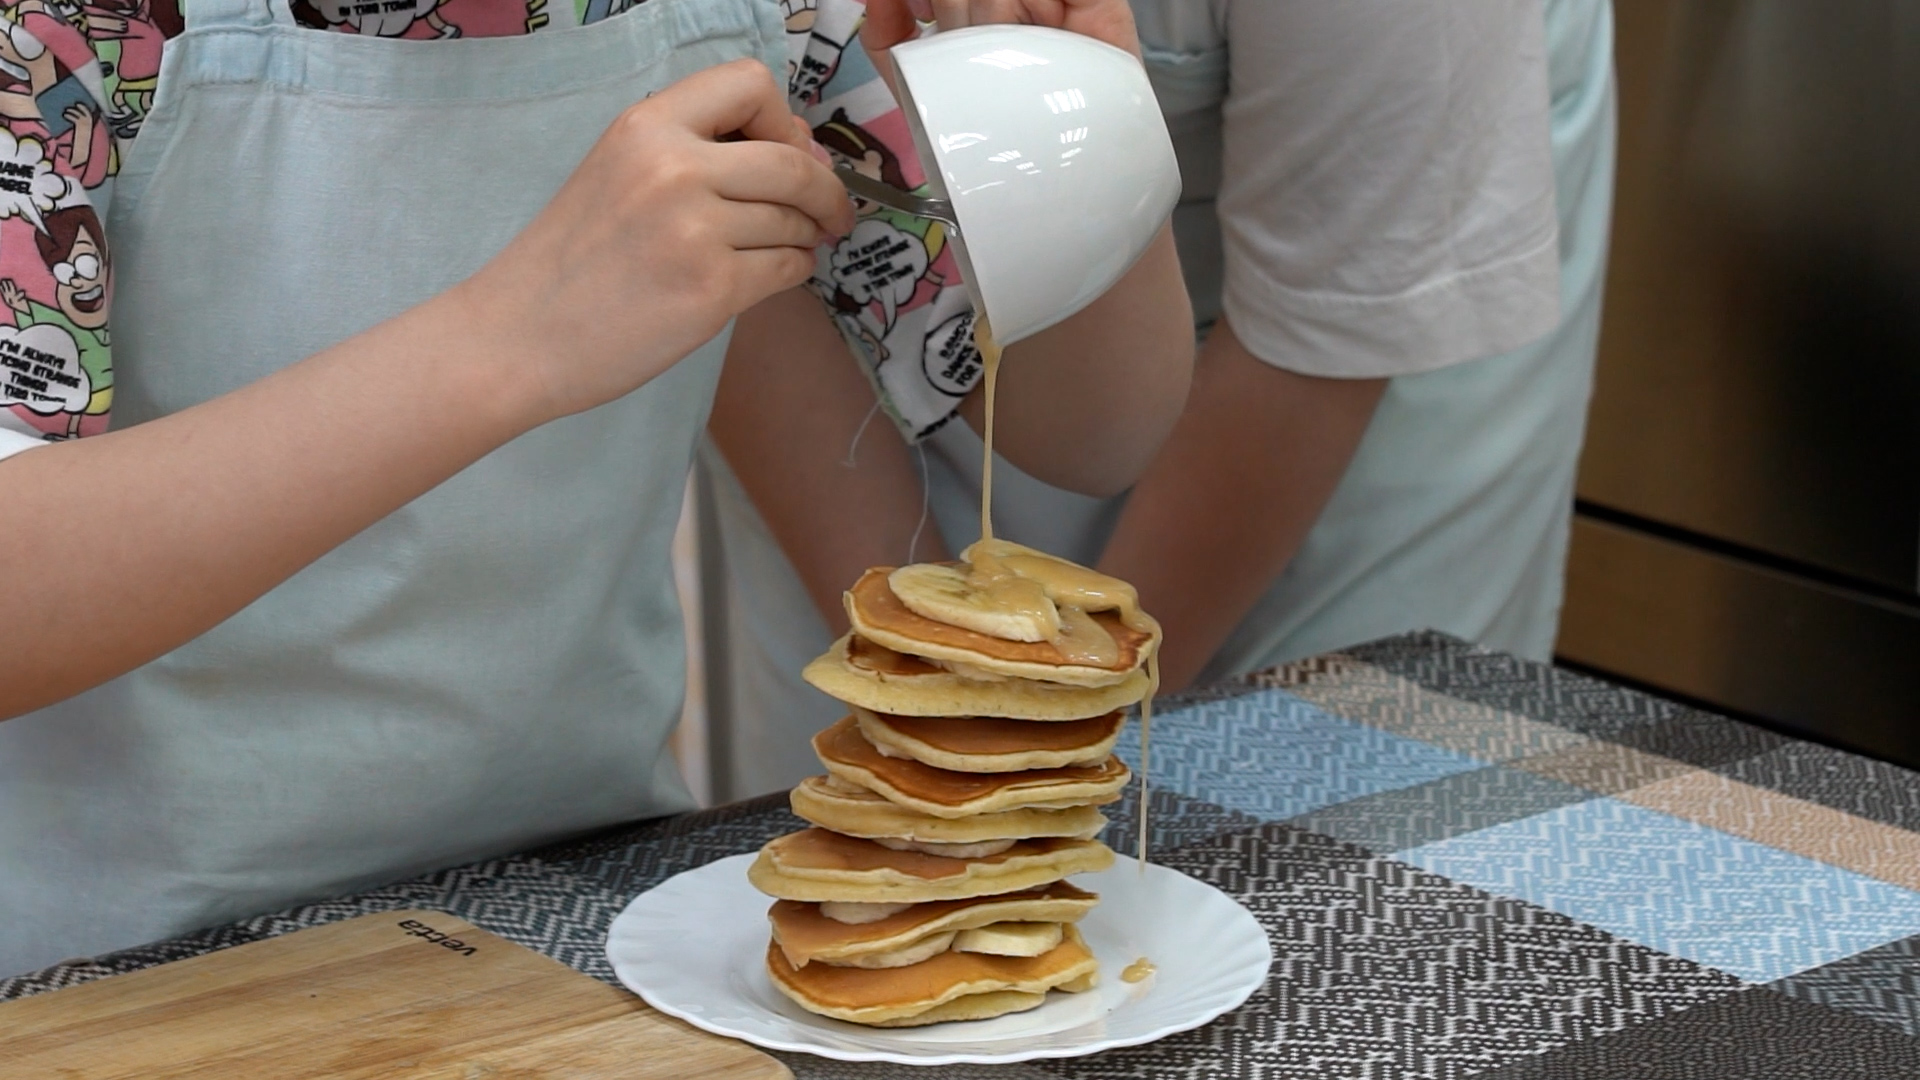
[0, 0, 784, 977]
[704, 0, 1616, 799]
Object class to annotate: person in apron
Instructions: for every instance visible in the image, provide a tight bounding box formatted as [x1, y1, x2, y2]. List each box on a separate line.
[0, 0, 856, 977]
[703, 0, 1616, 798]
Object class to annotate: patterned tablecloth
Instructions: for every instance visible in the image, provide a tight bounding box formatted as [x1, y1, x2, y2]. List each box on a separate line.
[9, 631, 1920, 1078]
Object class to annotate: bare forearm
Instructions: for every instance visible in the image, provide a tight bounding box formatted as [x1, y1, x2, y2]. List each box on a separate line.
[1097, 320, 1386, 690]
[709, 287, 947, 632]
[959, 225, 1191, 497]
[0, 61, 851, 720]
[0, 286, 544, 719]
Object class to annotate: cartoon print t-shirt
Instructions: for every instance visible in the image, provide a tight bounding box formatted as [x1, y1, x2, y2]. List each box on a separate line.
[0, 0, 961, 457]
[782, 0, 977, 442]
[0, 1, 120, 448]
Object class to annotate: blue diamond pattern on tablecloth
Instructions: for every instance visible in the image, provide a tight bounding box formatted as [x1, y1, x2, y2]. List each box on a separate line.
[1396, 798, 1920, 983]
[1114, 688, 1482, 822]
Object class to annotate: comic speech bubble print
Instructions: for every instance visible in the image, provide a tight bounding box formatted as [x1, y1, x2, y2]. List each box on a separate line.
[309, 0, 440, 36]
[830, 219, 929, 330]
[0, 129, 71, 231]
[0, 322, 88, 415]
[922, 310, 982, 397]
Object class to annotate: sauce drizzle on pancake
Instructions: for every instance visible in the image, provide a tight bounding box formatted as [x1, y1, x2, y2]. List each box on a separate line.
[852, 570, 1151, 671]
[1139, 653, 1157, 871]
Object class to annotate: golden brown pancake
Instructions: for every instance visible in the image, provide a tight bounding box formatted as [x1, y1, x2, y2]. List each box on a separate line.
[805, 635, 1152, 719]
[814, 716, 1129, 818]
[867, 990, 1050, 1026]
[748, 828, 1114, 903]
[845, 570, 1159, 688]
[769, 882, 1098, 968]
[789, 775, 1109, 844]
[847, 634, 944, 676]
[766, 924, 1098, 1026]
[855, 707, 1125, 773]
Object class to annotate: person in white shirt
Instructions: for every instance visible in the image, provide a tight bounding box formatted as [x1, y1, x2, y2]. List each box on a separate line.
[706, 0, 1616, 798]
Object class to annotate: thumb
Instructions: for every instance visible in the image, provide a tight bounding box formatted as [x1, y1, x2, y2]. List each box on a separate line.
[859, 0, 919, 97]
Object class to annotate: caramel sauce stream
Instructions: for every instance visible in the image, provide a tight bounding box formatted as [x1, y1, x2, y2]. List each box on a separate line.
[968, 320, 1087, 652]
[959, 318, 1139, 665]
[978, 317, 1000, 544]
[970, 316, 1155, 872]
[969, 320, 1105, 661]
[1139, 654, 1158, 872]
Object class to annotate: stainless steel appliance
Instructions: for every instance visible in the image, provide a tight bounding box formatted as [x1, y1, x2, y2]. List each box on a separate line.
[1559, 1, 1920, 766]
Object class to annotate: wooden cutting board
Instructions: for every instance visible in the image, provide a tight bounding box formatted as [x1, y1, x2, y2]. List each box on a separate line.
[0, 910, 789, 1079]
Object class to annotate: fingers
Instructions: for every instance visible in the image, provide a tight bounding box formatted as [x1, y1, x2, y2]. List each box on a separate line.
[861, 0, 919, 55]
[660, 58, 803, 147]
[980, 0, 1045, 25]
[720, 199, 832, 251]
[794, 117, 835, 168]
[710, 141, 855, 235]
[868, 0, 1053, 94]
[934, 0, 1051, 31]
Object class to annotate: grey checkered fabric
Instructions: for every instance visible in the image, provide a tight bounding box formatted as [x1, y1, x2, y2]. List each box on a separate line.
[8, 632, 1920, 1079]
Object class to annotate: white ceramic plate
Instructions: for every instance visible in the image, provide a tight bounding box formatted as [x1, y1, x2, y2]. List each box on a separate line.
[605, 852, 1270, 1065]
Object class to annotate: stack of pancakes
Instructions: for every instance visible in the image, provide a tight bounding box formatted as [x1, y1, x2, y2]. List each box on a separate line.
[748, 540, 1161, 1027]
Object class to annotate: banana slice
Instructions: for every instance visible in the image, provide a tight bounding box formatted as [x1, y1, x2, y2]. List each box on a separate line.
[826, 930, 959, 969]
[820, 901, 913, 925]
[888, 563, 1059, 643]
[873, 836, 1019, 859]
[954, 922, 1064, 958]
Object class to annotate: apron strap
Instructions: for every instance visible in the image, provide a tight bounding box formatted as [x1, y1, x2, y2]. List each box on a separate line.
[185, 0, 301, 31]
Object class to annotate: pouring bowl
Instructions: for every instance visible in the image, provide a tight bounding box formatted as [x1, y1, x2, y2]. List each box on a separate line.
[884, 24, 1180, 346]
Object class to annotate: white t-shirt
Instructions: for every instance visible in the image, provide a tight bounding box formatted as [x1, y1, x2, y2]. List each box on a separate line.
[709, 0, 1616, 799]
[1136, 0, 1562, 377]
[785, 0, 1561, 445]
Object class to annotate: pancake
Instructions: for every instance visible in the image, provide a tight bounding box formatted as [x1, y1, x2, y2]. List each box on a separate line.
[766, 924, 1098, 1026]
[814, 717, 1129, 819]
[855, 707, 1125, 773]
[804, 635, 1152, 720]
[790, 775, 1109, 844]
[864, 990, 1048, 1026]
[845, 570, 1160, 688]
[748, 828, 1114, 903]
[769, 881, 1098, 968]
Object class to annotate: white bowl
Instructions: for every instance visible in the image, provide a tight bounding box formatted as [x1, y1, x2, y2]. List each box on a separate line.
[890, 25, 1181, 345]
